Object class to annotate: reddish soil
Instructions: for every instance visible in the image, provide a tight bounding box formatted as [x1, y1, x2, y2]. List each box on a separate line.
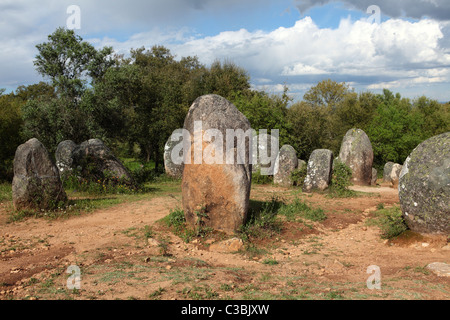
[0, 182, 448, 300]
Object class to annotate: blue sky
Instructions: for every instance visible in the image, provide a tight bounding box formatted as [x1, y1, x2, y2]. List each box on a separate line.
[1, 0, 450, 102]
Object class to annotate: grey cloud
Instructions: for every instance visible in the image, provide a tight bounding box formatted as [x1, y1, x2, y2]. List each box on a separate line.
[295, 0, 450, 21]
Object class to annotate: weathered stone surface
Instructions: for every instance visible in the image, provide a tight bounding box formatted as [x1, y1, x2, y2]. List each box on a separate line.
[371, 168, 378, 186]
[164, 129, 184, 179]
[398, 132, 449, 234]
[426, 262, 450, 277]
[297, 159, 306, 170]
[274, 145, 298, 187]
[55, 140, 78, 178]
[303, 149, 333, 192]
[338, 128, 374, 185]
[209, 237, 244, 253]
[12, 138, 67, 210]
[383, 162, 402, 186]
[252, 132, 279, 175]
[72, 139, 133, 184]
[390, 164, 402, 186]
[182, 94, 252, 234]
[383, 162, 394, 182]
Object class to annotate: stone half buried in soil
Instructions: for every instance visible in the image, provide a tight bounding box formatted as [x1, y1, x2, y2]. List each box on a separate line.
[181, 94, 252, 234]
[398, 132, 449, 235]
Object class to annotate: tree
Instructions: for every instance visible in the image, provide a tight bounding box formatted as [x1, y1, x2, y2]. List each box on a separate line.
[366, 90, 423, 166]
[22, 28, 115, 152]
[34, 27, 113, 99]
[201, 60, 251, 100]
[0, 93, 24, 180]
[303, 79, 350, 110]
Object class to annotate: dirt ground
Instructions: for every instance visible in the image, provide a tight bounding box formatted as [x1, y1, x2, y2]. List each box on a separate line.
[0, 182, 448, 300]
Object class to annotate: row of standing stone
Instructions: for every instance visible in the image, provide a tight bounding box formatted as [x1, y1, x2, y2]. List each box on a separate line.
[10, 94, 449, 236]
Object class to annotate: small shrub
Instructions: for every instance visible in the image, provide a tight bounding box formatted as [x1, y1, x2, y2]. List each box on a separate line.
[367, 206, 408, 239]
[159, 208, 196, 243]
[251, 169, 273, 185]
[290, 166, 307, 187]
[328, 159, 355, 198]
[240, 198, 283, 241]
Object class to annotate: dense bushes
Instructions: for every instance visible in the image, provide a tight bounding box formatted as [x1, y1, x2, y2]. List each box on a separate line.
[1, 28, 449, 182]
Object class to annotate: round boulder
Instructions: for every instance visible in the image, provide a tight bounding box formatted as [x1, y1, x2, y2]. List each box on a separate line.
[72, 139, 134, 184]
[398, 132, 449, 234]
[338, 128, 374, 185]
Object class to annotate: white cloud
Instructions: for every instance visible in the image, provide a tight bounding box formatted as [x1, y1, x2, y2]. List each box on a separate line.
[1, 1, 450, 101]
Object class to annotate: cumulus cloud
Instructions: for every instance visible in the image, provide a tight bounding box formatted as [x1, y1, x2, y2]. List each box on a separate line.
[295, 0, 450, 21]
[88, 14, 450, 99]
[1, 0, 450, 100]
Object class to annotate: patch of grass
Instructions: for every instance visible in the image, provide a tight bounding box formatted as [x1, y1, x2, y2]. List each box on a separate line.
[262, 258, 279, 265]
[158, 208, 196, 243]
[366, 205, 408, 239]
[179, 285, 219, 300]
[239, 198, 283, 241]
[252, 169, 273, 185]
[278, 198, 327, 222]
[149, 287, 165, 299]
[0, 182, 12, 202]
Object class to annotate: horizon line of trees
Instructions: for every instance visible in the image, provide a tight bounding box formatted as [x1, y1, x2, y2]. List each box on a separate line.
[1, 27, 449, 181]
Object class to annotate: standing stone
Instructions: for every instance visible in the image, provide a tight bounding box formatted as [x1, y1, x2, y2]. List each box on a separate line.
[72, 139, 134, 184]
[12, 138, 67, 211]
[182, 94, 252, 234]
[383, 162, 395, 182]
[303, 149, 333, 192]
[371, 168, 378, 186]
[55, 140, 78, 178]
[252, 132, 279, 175]
[398, 132, 449, 234]
[338, 128, 374, 185]
[164, 129, 184, 179]
[389, 164, 402, 187]
[383, 162, 402, 186]
[297, 159, 306, 170]
[274, 145, 298, 187]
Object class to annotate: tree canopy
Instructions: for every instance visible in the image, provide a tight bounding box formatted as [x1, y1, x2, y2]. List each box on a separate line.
[0, 27, 449, 181]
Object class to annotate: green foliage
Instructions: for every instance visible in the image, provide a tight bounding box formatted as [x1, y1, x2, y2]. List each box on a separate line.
[251, 169, 273, 185]
[0, 93, 24, 180]
[240, 198, 284, 241]
[290, 166, 307, 187]
[159, 208, 196, 243]
[2, 27, 449, 185]
[367, 205, 408, 239]
[62, 171, 136, 195]
[328, 159, 355, 198]
[278, 198, 327, 222]
[34, 27, 113, 99]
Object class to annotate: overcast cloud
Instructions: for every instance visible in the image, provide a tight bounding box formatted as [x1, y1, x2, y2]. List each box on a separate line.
[296, 0, 450, 21]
